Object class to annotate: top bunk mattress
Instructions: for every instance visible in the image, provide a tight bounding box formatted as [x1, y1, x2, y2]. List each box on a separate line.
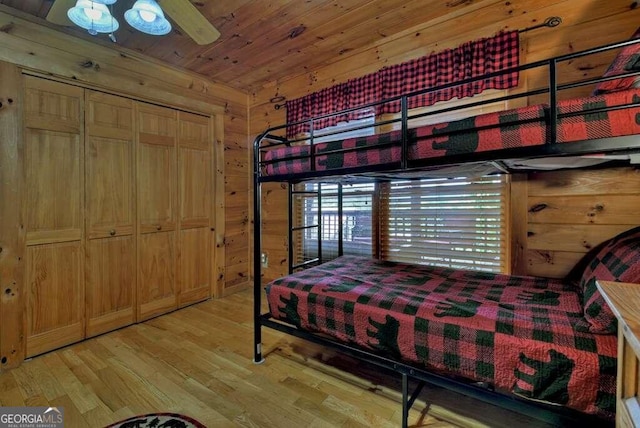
[265, 255, 617, 420]
[261, 88, 640, 178]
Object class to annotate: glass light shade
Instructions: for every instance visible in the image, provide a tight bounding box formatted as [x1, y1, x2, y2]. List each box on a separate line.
[89, 0, 117, 4]
[68, 0, 119, 35]
[124, 0, 171, 36]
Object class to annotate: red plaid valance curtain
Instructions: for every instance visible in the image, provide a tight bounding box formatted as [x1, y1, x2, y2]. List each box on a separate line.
[285, 31, 519, 138]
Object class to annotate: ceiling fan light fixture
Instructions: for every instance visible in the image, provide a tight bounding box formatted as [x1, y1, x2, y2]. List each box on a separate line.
[68, 0, 119, 35]
[124, 0, 171, 36]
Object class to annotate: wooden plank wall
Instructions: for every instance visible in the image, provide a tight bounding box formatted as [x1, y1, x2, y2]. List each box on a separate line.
[524, 168, 640, 279]
[0, 63, 25, 371]
[250, 0, 640, 282]
[0, 9, 251, 368]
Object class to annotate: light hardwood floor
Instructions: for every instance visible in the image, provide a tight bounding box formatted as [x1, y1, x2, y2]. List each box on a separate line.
[0, 290, 551, 427]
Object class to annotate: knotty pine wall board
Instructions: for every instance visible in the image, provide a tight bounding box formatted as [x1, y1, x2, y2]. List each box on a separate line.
[250, 0, 640, 282]
[525, 168, 640, 279]
[0, 63, 25, 370]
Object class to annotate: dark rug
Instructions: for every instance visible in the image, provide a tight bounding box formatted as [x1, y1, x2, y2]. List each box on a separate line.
[105, 413, 207, 428]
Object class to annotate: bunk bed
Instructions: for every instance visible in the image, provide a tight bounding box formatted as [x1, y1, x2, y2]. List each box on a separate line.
[253, 34, 640, 427]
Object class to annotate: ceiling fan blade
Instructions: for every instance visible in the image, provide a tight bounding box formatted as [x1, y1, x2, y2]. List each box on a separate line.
[159, 0, 220, 45]
[46, 0, 76, 26]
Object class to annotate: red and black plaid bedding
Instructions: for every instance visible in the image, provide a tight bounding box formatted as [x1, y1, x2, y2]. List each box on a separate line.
[261, 88, 640, 177]
[410, 104, 546, 159]
[262, 131, 404, 176]
[557, 88, 640, 142]
[265, 256, 617, 419]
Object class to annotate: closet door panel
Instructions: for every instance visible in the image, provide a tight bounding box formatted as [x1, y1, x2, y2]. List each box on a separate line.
[86, 136, 135, 238]
[137, 104, 177, 234]
[137, 103, 178, 320]
[178, 111, 209, 149]
[138, 231, 177, 321]
[23, 77, 85, 358]
[86, 236, 135, 338]
[24, 77, 83, 245]
[25, 129, 82, 244]
[86, 91, 133, 140]
[24, 77, 83, 133]
[178, 227, 210, 307]
[179, 147, 211, 229]
[86, 91, 135, 239]
[138, 104, 176, 146]
[138, 143, 175, 233]
[177, 111, 212, 305]
[26, 241, 84, 357]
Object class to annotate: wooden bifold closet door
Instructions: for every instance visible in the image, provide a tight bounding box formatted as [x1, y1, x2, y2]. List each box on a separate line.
[136, 105, 213, 320]
[177, 112, 212, 308]
[136, 103, 178, 321]
[85, 91, 136, 338]
[23, 76, 214, 357]
[24, 77, 85, 357]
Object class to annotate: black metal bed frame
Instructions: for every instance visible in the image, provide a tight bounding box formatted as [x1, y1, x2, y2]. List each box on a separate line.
[252, 38, 640, 427]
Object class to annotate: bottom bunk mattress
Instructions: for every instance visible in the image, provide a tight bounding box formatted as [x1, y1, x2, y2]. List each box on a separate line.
[265, 255, 617, 420]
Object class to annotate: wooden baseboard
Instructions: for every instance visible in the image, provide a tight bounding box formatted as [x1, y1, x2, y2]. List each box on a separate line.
[219, 280, 251, 298]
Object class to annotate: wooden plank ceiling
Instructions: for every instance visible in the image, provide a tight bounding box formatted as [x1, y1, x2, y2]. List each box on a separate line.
[0, 0, 489, 93]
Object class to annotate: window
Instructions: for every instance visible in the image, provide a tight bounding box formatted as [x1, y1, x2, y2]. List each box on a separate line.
[292, 117, 376, 268]
[310, 116, 375, 142]
[293, 182, 375, 266]
[379, 175, 507, 272]
[294, 108, 508, 274]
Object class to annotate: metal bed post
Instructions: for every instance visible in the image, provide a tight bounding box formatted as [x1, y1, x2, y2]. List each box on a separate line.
[401, 372, 427, 427]
[338, 183, 343, 257]
[318, 184, 323, 264]
[401, 373, 409, 428]
[288, 183, 294, 273]
[549, 58, 558, 145]
[290, 185, 323, 271]
[253, 135, 265, 364]
[401, 96, 408, 170]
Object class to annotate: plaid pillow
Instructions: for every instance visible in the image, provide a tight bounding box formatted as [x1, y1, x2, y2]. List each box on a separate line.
[593, 28, 640, 95]
[576, 226, 640, 333]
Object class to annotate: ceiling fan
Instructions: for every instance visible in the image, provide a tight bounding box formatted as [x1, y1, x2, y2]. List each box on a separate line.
[46, 0, 220, 45]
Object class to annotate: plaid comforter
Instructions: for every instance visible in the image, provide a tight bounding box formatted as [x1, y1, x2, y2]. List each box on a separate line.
[262, 88, 640, 177]
[265, 256, 617, 420]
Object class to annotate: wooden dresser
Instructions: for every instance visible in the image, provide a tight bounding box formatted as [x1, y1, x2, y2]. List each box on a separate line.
[597, 280, 640, 427]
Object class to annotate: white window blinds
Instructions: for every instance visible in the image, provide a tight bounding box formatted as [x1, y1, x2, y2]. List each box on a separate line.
[379, 175, 507, 272]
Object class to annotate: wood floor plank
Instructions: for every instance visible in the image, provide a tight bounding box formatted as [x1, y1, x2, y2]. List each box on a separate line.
[25, 357, 68, 401]
[86, 369, 129, 413]
[10, 360, 44, 399]
[101, 357, 175, 413]
[0, 388, 25, 406]
[49, 393, 94, 428]
[23, 394, 48, 407]
[0, 289, 558, 427]
[0, 372, 17, 392]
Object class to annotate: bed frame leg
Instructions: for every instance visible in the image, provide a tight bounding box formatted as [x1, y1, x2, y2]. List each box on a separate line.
[408, 380, 425, 410]
[402, 373, 409, 428]
[253, 343, 265, 365]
